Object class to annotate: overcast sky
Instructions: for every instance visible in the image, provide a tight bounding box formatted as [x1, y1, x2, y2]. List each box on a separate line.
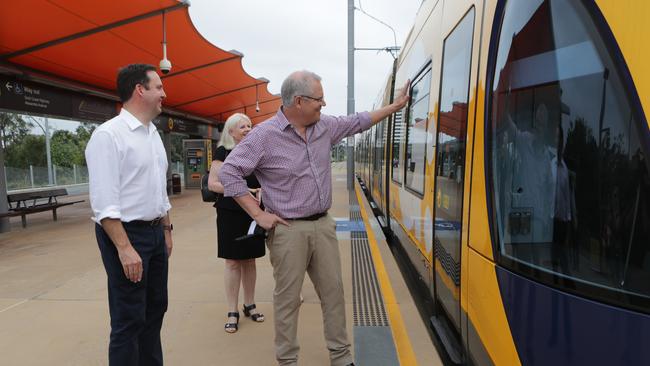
[188, 0, 421, 117]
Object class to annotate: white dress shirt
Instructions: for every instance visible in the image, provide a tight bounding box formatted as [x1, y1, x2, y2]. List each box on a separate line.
[85, 108, 171, 223]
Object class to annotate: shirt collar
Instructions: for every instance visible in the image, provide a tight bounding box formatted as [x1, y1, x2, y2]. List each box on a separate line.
[120, 108, 156, 133]
[275, 107, 292, 131]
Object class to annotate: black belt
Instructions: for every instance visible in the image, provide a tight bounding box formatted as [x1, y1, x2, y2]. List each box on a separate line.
[125, 217, 164, 227]
[288, 211, 327, 221]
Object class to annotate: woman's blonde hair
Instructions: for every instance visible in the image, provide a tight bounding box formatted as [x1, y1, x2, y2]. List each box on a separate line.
[218, 113, 251, 150]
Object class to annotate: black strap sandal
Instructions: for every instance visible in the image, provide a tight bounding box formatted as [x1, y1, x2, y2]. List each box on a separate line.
[224, 311, 239, 333]
[243, 303, 265, 322]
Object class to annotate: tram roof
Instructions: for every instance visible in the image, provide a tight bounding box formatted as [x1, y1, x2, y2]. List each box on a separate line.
[0, 0, 281, 125]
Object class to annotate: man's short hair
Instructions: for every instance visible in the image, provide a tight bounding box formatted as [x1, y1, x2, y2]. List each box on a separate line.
[281, 70, 322, 107]
[117, 64, 157, 103]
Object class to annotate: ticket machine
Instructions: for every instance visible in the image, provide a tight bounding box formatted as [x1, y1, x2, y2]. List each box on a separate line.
[183, 139, 212, 188]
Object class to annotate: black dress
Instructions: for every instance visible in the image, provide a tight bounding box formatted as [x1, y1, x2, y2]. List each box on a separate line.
[214, 145, 265, 259]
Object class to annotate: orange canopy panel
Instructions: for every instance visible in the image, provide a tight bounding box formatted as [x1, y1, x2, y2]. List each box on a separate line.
[0, 0, 281, 125]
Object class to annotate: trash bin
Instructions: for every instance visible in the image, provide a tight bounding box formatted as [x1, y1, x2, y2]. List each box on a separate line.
[172, 173, 181, 194]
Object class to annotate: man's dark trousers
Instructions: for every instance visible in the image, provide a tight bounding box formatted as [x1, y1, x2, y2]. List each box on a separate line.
[96, 222, 169, 366]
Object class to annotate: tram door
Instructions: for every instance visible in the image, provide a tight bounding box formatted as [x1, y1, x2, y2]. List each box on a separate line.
[432, 6, 475, 348]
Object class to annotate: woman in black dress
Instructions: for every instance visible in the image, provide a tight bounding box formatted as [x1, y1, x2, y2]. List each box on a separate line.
[207, 113, 265, 333]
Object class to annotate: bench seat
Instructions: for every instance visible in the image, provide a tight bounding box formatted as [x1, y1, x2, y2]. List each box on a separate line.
[1, 189, 84, 228]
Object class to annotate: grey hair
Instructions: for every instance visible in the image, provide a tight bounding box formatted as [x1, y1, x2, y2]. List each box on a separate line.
[280, 70, 322, 107]
[218, 113, 251, 150]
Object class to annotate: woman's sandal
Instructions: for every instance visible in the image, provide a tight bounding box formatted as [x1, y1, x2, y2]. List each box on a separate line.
[224, 312, 239, 333]
[243, 303, 265, 322]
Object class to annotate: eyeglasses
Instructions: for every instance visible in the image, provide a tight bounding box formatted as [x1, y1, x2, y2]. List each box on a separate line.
[299, 95, 325, 104]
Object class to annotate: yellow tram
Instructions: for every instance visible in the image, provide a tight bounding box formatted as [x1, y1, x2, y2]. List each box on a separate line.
[355, 0, 650, 364]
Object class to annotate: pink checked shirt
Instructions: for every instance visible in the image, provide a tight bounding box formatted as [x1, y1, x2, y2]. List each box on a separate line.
[219, 108, 372, 219]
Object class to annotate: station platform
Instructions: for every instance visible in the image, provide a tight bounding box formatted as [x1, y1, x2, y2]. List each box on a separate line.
[0, 163, 442, 365]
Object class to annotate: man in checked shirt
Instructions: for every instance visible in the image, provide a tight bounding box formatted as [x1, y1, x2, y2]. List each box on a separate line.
[219, 70, 408, 366]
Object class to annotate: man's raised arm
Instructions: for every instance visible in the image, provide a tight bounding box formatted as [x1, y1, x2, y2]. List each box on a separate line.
[368, 80, 410, 125]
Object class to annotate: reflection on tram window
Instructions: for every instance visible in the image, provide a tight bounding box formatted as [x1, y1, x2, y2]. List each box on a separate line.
[391, 108, 405, 184]
[433, 8, 475, 332]
[374, 120, 384, 174]
[405, 68, 432, 194]
[490, 0, 650, 308]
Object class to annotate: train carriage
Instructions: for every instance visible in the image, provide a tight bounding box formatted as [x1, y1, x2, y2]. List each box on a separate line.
[355, 0, 650, 364]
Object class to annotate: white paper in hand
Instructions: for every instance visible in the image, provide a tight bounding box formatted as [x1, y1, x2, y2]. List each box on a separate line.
[247, 221, 257, 235]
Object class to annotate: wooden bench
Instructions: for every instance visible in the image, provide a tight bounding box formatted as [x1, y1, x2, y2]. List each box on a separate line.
[0, 188, 85, 228]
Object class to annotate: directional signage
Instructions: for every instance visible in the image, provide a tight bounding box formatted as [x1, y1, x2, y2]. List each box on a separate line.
[0, 75, 117, 122]
[153, 114, 209, 137]
[71, 94, 117, 121]
[0, 75, 213, 135]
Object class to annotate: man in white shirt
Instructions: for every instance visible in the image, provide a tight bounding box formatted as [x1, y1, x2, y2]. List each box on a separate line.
[85, 64, 173, 366]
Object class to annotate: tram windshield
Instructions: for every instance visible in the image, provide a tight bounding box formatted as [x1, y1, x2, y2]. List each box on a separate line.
[490, 0, 650, 311]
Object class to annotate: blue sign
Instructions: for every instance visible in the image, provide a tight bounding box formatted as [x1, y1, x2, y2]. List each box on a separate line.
[335, 220, 365, 232]
[435, 220, 461, 231]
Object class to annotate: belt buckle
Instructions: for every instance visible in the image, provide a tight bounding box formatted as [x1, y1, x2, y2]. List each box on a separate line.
[150, 217, 163, 226]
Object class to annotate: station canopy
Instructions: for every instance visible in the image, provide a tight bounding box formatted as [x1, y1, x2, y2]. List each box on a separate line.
[0, 0, 281, 125]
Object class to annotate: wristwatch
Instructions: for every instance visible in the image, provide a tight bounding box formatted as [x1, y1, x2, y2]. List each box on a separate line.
[162, 224, 173, 231]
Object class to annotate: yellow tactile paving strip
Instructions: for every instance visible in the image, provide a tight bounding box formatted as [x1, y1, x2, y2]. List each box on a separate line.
[354, 183, 420, 366]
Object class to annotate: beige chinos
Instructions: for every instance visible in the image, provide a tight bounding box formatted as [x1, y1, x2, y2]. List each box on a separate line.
[267, 214, 352, 366]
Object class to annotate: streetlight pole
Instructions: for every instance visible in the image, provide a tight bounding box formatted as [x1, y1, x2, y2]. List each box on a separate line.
[347, 0, 355, 191]
[347, 2, 401, 192]
[28, 116, 53, 186]
[44, 118, 53, 186]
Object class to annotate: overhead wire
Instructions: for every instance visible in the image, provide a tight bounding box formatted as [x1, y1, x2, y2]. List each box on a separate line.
[355, 0, 399, 58]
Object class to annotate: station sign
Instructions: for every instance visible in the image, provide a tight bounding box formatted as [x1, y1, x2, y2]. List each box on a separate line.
[153, 114, 209, 137]
[0, 75, 217, 136]
[0, 75, 117, 122]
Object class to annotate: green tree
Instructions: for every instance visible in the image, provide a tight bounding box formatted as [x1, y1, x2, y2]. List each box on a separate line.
[0, 112, 32, 150]
[5, 134, 46, 167]
[75, 122, 96, 165]
[1, 114, 100, 170]
[76, 122, 95, 143]
[51, 130, 84, 168]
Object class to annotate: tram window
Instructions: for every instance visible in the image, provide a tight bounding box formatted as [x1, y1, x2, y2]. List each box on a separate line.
[489, 0, 650, 310]
[391, 108, 405, 184]
[374, 120, 384, 173]
[367, 132, 372, 165]
[404, 68, 432, 194]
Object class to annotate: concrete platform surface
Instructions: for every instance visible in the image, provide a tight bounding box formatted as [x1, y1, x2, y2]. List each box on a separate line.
[0, 164, 440, 365]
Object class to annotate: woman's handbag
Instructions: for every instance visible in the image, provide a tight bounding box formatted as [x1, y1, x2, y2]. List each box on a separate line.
[201, 173, 219, 202]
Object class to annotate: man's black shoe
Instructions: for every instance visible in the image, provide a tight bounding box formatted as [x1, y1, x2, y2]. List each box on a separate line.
[345, 363, 355, 366]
